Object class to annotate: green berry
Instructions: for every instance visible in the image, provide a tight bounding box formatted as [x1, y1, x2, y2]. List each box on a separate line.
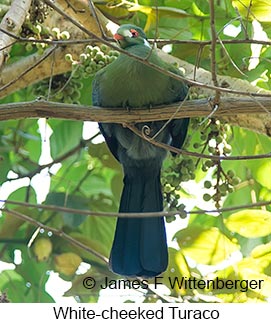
[166, 215, 176, 223]
[203, 193, 212, 201]
[205, 160, 214, 168]
[227, 170, 235, 178]
[231, 177, 240, 185]
[108, 56, 116, 63]
[223, 144, 232, 154]
[92, 46, 100, 55]
[204, 181, 212, 189]
[65, 53, 73, 62]
[52, 27, 60, 38]
[216, 135, 223, 144]
[179, 211, 187, 219]
[60, 31, 70, 40]
[85, 45, 93, 54]
[25, 43, 33, 52]
[100, 44, 109, 53]
[79, 53, 88, 63]
[208, 147, 216, 154]
[228, 187, 234, 193]
[33, 24, 42, 34]
[181, 167, 188, 174]
[54, 91, 63, 100]
[181, 174, 190, 182]
[164, 184, 172, 193]
[218, 183, 228, 193]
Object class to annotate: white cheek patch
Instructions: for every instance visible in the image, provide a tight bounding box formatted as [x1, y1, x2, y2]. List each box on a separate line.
[123, 29, 132, 37]
[144, 39, 151, 48]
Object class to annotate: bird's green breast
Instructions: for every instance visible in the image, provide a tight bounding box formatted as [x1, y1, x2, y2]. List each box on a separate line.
[94, 44, 186, 108]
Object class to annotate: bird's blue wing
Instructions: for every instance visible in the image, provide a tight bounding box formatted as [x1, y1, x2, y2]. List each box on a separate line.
[92, 75, 120, 161]
[170, 118, 190, 152]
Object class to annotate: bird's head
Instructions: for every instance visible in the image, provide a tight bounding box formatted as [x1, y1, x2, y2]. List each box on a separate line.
[113, 24, 149, 49]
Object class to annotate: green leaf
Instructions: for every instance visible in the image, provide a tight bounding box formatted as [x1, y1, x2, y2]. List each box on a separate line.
[80, 174, 113, 197]
[79, 215, 115, 254]
[65, 267, 116, 300]
[69, 232, 109, 261]
[0, 153, 11, 184]
[225, 209, 271, 238]
[45, 192, 89, 227]
[24, 121, 41, 163]
[0, 270, 27, 302]
[7, 186, 37, 205]
[49, 120, 83, 159]
[175, 226, 239, 265]
[88, 142, 120, 170]
[255, 160, 271, 190]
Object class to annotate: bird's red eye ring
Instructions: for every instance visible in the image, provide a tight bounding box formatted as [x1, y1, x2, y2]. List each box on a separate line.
[130, 29, 139, 38]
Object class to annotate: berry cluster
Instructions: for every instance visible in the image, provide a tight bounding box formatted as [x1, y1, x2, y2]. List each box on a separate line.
[65, 44, 119, 79]
[33, 44, 119, 103]
[162, 153, 194, 220]
[21, 0, 51, 37]
[195, 118, 239, 207]
[33, 73, 83, 104]
[162, 117, 240, 213]
[203, 169, 239, 205]
[24, 26, 70, 54]
[29, 0, 51, 24]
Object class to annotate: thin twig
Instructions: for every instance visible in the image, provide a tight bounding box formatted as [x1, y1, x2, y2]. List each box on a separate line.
[151, 90, 190, 141]
[87, 0, 106, 38]
[124, 123, 271, 161]
[1, 199, 271, 218]
[209, 0, 220, 104]
[2, 27, 271, 47]
[0, 27, 97, 45]
[12, 136, 95, 180]
[217, 36, 247, 77]
[2, 207, 108, 263]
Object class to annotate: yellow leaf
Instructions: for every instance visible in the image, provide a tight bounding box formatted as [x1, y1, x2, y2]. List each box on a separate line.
[232, 0, 271, 22]
[0, 207, 37, 238]
[225, 209, 271, 238]
[0, 214, 24, 238]
[176, 226, 239, 265]
[33, 238, 53, 262]
[54, 252, 82, 276]
[238, 265, 271, 297]
[251, 242, 271, 259]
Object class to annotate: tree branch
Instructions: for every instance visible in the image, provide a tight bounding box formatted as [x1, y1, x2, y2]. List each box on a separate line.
[0, 0, 31, 68]
[2, 199, 271, 218]
[0, 97, 270, 120]
[1, 2, 271, 100]
[0, 97, 271, 134]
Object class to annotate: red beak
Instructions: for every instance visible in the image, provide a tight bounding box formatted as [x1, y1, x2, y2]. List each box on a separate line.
[114, 33, 124, 41]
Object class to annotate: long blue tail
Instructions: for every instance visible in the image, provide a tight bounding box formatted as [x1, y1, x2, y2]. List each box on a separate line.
[109, 169, 168, 277]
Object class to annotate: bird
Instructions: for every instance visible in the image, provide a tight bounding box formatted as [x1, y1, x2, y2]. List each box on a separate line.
[92, 24, 189, 278]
